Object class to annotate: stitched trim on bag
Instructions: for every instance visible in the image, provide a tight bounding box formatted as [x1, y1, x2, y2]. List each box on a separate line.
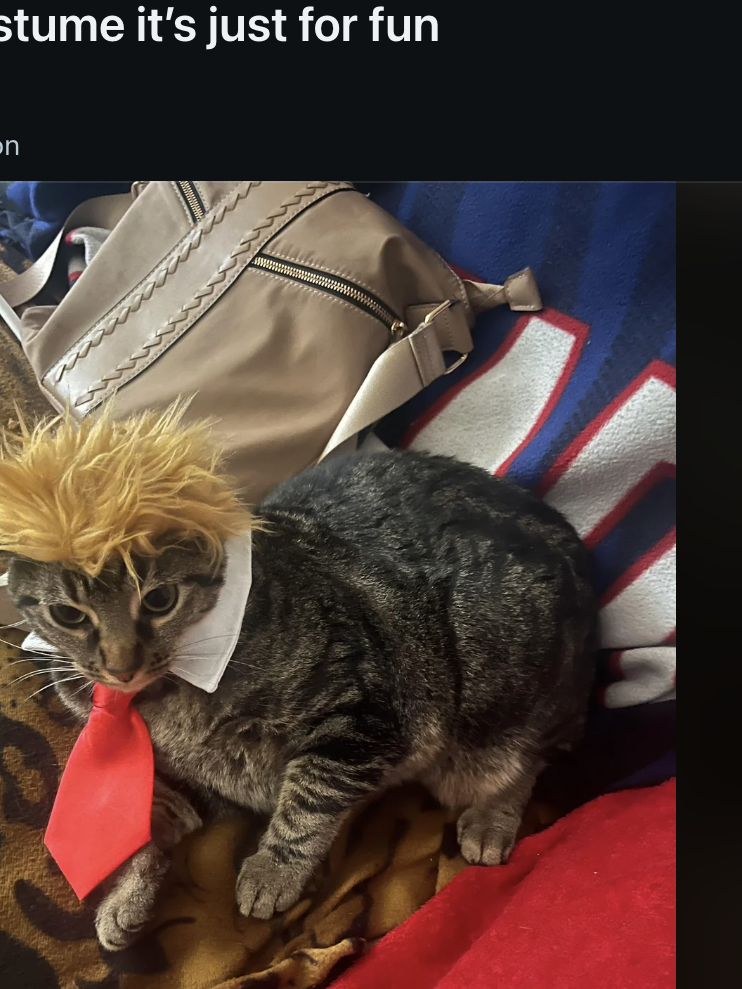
[74, 182, 348, 410]
[48, 183, 245, 373]
[51, 182, 258, 384]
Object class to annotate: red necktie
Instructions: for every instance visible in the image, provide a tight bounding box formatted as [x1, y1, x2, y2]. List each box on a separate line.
[44, 684, 154, 900]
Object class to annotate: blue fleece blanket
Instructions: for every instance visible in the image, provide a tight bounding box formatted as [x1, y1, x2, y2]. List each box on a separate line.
[359, 182, 676, 792]
[1, 181, 131, 260]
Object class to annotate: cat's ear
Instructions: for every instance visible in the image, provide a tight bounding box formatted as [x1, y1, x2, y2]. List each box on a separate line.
[0, 553, 48, 596]
[0, 550, 36, 577]
[0, 549, 25, 566]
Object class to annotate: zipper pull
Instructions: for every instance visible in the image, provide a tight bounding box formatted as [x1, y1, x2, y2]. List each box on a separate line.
[390, 320, 407, 342]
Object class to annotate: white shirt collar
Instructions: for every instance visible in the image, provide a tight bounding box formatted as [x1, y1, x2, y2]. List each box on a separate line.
[19, 533, 252, 694]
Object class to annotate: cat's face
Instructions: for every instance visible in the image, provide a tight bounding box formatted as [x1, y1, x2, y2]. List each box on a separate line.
[2, 543, 225, 693]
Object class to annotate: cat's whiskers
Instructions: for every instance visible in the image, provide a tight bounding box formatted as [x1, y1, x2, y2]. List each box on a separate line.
[70, 678, 95, 699]
[7, 666, 78, 687]
[0, 619, 29, 630]
[172, 653, 229, 662]
[178, 633, 237, 647]
[0, 636, 62, 658]
[0, 634, 40, 650]
[26, 674, 85, 701]
[172, 655, 253, 672]
[6, 655, 76, 666]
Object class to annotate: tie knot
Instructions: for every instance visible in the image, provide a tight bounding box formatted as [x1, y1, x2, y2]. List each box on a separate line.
[92, 683, 137, 713]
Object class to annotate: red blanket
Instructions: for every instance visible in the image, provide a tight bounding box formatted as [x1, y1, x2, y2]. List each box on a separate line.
[334, 779, 676, 989]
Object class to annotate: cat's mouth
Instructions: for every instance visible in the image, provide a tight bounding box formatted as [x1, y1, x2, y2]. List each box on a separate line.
[79, 668, 165, 694]
[101, 676, 156, 694]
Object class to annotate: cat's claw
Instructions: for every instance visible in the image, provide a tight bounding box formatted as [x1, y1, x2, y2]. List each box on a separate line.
[235, 850, 308, 920]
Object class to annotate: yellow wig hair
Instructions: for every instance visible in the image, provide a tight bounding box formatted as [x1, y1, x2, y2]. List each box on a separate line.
[0, 402, 255, 578]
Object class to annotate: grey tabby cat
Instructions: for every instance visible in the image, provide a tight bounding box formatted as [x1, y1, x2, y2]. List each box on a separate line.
[2, 451, 597, 951]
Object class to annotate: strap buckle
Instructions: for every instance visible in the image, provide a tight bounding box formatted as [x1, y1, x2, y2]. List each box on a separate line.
[444, 353, 468, 375]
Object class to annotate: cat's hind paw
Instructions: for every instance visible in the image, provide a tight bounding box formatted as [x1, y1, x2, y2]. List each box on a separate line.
[456, 804, 519, 866]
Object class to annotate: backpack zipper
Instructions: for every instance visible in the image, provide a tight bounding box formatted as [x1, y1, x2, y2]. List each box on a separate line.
[251, 252, 407, 340]
[173, 187, 406, 340]
[176, 181, 206, 222]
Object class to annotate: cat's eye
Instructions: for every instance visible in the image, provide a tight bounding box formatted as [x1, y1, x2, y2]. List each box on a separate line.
[49, 604, 89, 628]
[142, 584, 179, 615]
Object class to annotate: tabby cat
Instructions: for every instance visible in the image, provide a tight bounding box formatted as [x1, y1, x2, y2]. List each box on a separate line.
[1, 426, 596, 951]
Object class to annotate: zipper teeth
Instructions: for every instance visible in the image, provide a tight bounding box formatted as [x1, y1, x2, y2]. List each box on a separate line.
[177, 181, 205, 222]
[252, 254, 403, 333]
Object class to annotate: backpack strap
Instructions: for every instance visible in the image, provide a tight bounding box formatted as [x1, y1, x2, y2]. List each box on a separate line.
[0, 193, 133, 309]
[319, 267, 542, 461]
[319, 301, 470, 460]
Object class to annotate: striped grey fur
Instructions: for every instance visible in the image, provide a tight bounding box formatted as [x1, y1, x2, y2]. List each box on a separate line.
[3, 451, 597, 949]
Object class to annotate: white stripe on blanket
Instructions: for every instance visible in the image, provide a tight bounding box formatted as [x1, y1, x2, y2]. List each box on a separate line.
[390, 311, 675, 710]
[408, 316, 581, 473]
[545, 374, 676, 542]
[605, 647, 676, 707]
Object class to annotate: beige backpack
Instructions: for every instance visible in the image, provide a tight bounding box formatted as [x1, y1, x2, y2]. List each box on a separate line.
[0, 181, 542, 503]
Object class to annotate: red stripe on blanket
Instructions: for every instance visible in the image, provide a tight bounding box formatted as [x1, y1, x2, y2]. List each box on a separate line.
[537, 359, 676, 498]
[584, 461, 676, 549]
[600, 527, 676, 608]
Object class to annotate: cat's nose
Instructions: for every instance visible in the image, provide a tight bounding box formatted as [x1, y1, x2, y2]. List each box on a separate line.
[100, 642, 144, 683]
[111, 671, 135, 683]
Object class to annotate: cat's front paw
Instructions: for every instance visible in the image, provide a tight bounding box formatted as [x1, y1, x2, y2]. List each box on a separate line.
[96, 891, 151, 952]
[236, 850, 309, 920]
[94, 844, 168, 951]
